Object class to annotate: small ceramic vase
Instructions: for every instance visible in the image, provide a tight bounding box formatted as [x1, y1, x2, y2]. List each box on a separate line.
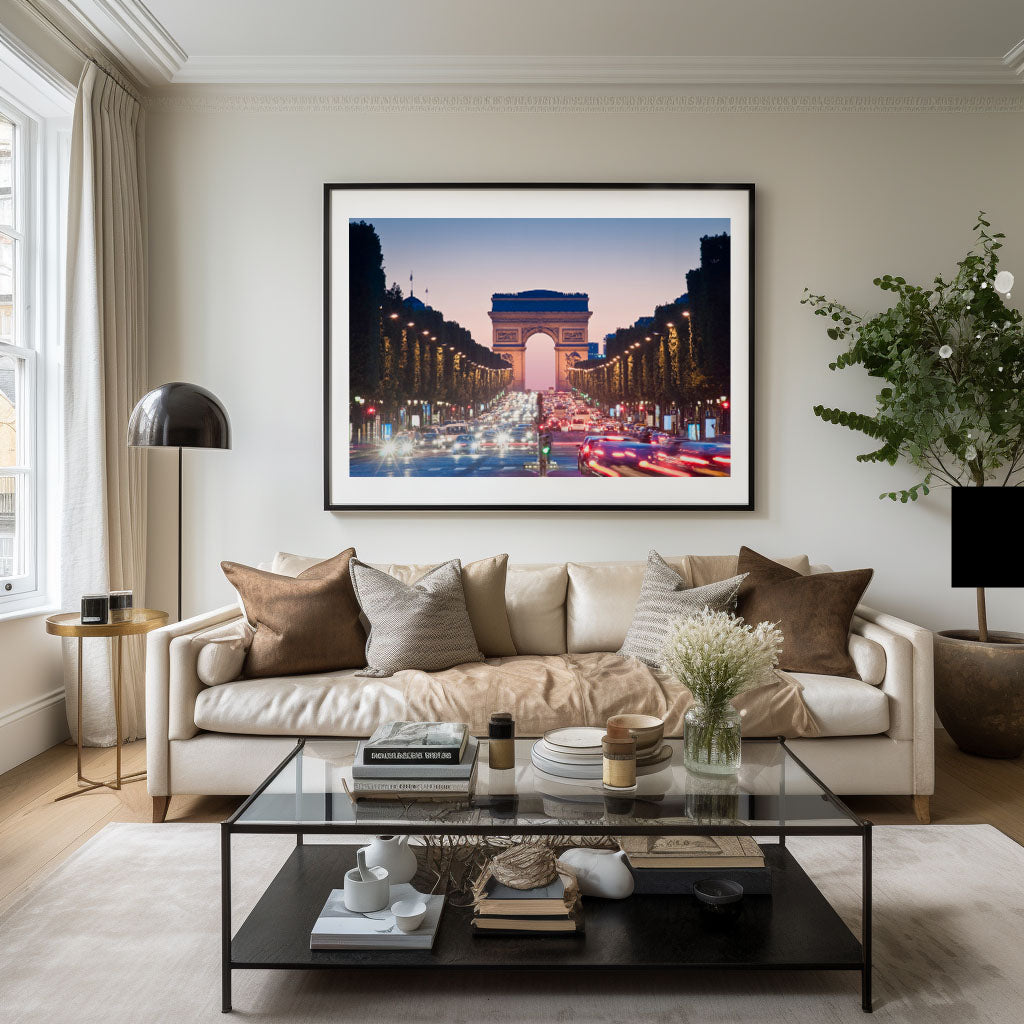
[362, 834, 418, 885]
[557, 848, 634, 899]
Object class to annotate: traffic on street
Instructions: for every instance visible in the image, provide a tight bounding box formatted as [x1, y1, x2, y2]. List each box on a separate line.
[349, 391, 731, 478]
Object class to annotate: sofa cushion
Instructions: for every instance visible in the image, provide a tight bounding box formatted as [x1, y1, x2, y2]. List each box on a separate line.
[506, 563, 568, 655]
[271, 551, 517, 658]
[566, 553, 809, 654]
[618, 550, 745, 667]
[793, 673, 890, 736]
[350, 558, 484, 676]
[849, 633, 886, 686]
[221, 548, 366, 678]
[567, 556, 686, 654]
[194, 619, 252, 686]
[193, 652, 819, 739]
[736, 547, 873, 677]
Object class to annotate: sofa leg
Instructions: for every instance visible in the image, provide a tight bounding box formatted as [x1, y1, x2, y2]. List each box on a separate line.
[152, 796, 171, 823]
[913, 795, 931, 824]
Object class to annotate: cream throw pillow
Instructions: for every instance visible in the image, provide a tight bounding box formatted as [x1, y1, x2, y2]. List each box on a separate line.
[270, 550, 517, 657]
[194, 620, 254, 686]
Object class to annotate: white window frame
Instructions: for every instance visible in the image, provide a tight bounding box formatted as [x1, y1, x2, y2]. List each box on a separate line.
[0, 35, 72, 619]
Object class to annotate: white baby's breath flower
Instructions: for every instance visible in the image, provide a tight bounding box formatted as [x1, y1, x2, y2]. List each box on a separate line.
[994, 270, 1015, 295]
[661, 608, 783, 711]
[938, 345, 953, 359]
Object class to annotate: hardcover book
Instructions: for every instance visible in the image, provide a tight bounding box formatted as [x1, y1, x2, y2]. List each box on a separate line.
[310, 883, 444, 950]
[618, 834, 765, 869]
[363, 721, 469, 765]
[350, 763, 478, 798]
[351, 737, 479, 779]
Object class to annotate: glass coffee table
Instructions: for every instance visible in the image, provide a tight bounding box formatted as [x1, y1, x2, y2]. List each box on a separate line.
[221, 737, 872, 1013]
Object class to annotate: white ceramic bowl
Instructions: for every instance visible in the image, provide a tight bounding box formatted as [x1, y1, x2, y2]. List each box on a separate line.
[391, 898, 428, 933]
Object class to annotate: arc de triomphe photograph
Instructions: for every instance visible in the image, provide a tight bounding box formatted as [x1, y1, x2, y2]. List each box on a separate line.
[488, 290, 592, 391]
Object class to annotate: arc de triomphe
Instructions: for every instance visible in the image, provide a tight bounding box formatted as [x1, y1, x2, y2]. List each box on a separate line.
[488, 290, 592, 391]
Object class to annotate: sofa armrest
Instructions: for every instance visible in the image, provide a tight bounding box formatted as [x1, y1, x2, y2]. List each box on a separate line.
[851, 604, 935, 796]
[146, 605, 244, 796]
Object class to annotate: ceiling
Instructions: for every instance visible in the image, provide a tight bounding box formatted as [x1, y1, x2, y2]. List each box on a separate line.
[48, 0, 1024, 87]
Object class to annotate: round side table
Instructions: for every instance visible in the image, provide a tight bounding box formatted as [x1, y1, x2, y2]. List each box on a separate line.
[46, 608, 169, 801]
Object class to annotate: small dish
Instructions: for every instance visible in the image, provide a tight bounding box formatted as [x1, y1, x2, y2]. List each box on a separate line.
[693, 878, 744, 908]
[391, 898, 428, 933]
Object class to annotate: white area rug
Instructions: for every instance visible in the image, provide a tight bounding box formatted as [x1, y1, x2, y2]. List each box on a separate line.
[1, 823, 1022, 1023]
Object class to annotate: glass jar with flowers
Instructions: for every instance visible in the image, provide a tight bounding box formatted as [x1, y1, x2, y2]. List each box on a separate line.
[663, 608, 783, 775]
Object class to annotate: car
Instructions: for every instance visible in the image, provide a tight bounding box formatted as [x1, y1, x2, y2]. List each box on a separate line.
[478, 429, 501, 450]
[418, 430, 446, 449]
[379, 434, 414, 458]
[449, 433, 477, 454]
[652, 439, 731, 477]
[577, 436, 655, 476]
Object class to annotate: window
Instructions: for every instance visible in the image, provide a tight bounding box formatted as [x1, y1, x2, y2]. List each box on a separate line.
[0, 111, 36, 595]
[0, 50, 71, 615]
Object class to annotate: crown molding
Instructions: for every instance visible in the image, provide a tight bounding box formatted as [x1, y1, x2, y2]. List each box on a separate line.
[170, 54, 1021, 87]
[40, 0, 185, 83]
[1005, 39, 1024, 78]
[148, 91, 1024, 116]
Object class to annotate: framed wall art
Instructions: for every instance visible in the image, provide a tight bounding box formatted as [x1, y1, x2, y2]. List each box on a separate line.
[324, 183, 754, 510]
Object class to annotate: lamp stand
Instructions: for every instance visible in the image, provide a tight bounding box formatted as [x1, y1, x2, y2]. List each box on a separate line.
[177, 446, 182, 623]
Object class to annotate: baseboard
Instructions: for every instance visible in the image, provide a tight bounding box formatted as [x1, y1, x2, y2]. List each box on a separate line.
[0, 687, 69, 774]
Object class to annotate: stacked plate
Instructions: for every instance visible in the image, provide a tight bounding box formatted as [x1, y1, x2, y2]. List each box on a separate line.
[530, 726, 672, 781]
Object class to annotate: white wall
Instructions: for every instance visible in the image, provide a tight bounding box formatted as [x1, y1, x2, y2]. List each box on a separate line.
[145, 90, 1024, 634]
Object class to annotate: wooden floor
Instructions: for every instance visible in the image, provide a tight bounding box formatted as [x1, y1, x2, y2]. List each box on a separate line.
[1, 729, 1022, 914]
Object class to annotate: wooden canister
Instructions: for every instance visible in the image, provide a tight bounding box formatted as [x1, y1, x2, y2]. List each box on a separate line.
[602, 733, 637, 790]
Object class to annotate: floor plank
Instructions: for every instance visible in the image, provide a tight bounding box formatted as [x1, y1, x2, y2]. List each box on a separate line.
[0, 730, 1021, 909]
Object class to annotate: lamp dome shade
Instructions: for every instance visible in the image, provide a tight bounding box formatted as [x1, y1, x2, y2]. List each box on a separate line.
[127, 382, 231, 450]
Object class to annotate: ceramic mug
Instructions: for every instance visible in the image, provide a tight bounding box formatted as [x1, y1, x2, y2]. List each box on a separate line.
[342, 865, 390, 913]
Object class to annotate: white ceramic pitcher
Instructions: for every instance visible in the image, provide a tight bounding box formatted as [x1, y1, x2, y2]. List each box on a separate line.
[362, 834, 418, 885]
[557, 848, 634, 899]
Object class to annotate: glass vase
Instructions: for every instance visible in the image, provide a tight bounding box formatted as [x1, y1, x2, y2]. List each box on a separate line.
[683, 703, 742, 775]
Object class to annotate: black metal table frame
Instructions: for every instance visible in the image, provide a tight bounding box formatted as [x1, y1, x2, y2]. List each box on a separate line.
[220, 737, 872, 1014]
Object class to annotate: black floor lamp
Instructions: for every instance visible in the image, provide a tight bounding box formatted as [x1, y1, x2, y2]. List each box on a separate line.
[127, 382, 231, 622]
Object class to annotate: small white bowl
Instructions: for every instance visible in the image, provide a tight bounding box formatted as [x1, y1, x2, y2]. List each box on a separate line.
[391, 898, 427, 933]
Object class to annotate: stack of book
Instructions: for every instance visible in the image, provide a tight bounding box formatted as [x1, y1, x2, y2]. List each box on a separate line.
[470, 864, 583, 936]
[619, 834, 772, 895]
[350, 721, 478, 801]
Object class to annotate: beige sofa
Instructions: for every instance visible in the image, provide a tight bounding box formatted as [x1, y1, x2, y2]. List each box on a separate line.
[145, 554, 935, 823]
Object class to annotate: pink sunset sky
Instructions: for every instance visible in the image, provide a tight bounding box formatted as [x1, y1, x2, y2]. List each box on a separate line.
[365, 217, 728, 390]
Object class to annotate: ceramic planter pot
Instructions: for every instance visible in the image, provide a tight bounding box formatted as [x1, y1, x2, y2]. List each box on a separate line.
[934, 630, 1024, 758]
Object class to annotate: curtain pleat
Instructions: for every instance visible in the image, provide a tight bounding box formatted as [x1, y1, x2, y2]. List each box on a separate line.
[61, 64, 148, 745]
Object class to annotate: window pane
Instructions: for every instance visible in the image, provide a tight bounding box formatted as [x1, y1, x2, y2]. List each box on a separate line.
[0, 230, 13, 343]
[0, 474, 24, 580]
[0, 353, 17, 467]
[0, 117, 11, 228]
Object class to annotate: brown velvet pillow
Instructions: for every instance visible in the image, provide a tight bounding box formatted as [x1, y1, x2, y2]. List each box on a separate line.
[735, 546, 873, 677]
[221, 548, 366, 678]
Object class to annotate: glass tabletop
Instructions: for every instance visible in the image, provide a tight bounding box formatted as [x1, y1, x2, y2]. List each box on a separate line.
[230, 737, 864, 836]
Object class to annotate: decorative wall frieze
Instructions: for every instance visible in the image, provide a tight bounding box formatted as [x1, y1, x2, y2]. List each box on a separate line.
[148, 90, 1024, 116]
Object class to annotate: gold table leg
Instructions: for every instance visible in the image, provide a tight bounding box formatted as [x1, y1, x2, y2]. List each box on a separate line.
[54, 634, 146, 802]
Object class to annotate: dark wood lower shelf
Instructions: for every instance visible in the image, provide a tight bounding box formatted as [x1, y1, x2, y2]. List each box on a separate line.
[230, 843, 862, 972]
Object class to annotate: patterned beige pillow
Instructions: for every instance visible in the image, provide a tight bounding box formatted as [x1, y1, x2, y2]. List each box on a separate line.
[349, 558, 484, 677]
[618, 550, 746, 668]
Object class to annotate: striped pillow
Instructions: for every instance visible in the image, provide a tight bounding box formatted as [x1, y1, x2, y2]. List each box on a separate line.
[350, 558, 485, 677]
[618, 550, 746, 668]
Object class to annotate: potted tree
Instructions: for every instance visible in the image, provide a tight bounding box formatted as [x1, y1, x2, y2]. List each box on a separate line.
[803, 214, 1024, 757]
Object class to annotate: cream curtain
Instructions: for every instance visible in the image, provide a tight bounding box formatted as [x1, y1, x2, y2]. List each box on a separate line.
[61, 63, 148, 745]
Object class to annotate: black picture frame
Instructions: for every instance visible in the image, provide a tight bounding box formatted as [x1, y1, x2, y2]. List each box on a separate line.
[324, 182, 754, 511]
